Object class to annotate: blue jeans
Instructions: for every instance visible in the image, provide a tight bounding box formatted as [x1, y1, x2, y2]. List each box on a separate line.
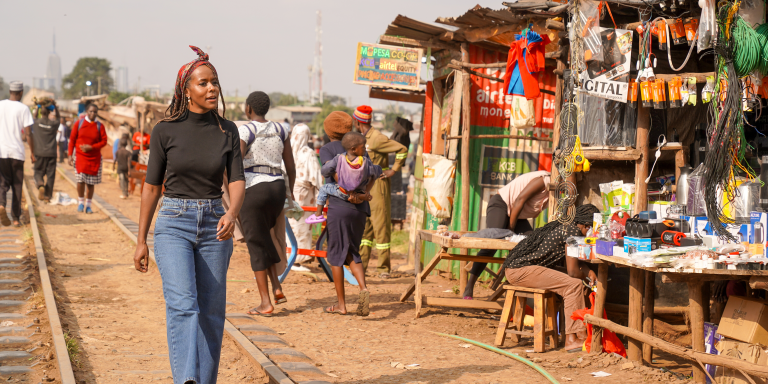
[154, 198, 232, 384]
[316, 183, 349, 207]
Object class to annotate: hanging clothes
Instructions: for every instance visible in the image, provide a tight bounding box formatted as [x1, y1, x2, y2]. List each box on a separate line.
[503, 30, 551, 100]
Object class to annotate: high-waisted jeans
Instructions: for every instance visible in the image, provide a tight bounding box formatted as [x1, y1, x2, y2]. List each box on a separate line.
[154, 198, 232, 384]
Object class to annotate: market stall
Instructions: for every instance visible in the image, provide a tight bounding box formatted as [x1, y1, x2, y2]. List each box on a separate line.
[365, 1, 768, 382]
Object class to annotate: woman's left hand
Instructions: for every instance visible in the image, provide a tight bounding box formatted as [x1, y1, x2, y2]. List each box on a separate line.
[80, 144, 93, 153]
[587, 269, 597, 286]
[216, 213, 236, 241]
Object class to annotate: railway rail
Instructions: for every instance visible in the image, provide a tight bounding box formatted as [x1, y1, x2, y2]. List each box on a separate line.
[0, 181, 78, 384]
[56, 166, 328, 384]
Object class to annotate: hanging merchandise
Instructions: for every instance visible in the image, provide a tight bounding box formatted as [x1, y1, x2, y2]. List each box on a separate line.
[628, 79, 638, 108]
[686, 77, 697, 105]
[703, 3, 753, 241]
[652, 78, 667, 109]
[655, 20, 668, 50]
[680, 77, 690, 105]
[684, 18, 699, 45]
[575, 0, 604, 63]
[640, 79, 653, 108]
[756, 24, 768, 75]
[422, 154, 456, 219]
[697, 0, 716, 51]
[668, 77, 683, 108]
[702, 75, 715, 103]
[730, 16, 761, 77]
[503, 26, 551, 100]
[578, 27, 634, 102]
[572, 136, 591, 173]
[510, 95, 536, 129]
[671, 18, 687, 45]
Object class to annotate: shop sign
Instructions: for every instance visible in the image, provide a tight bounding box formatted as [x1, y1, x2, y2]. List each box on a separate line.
[354, 42, 423, 91]
[578, 28, 634, 102]
[479, 144, 541, 187]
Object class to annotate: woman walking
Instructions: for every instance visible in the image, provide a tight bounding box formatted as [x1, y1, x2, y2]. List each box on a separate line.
[320, 111, 371, 316]
[133, 46, 245, 384]
[68, 104, 108, 213]
[288, 123, 323, 271]
[239, 91, 296, 316]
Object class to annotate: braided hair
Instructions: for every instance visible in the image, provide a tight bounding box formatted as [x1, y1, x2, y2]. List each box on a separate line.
[502, 204, 600, 269]
[162, 46, 226, 132]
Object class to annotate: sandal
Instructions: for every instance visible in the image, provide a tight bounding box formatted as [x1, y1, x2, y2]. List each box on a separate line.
[356, 290, 370, 317]
[247, 308, 273, 317]
[323, 305, 347, 315]
[274, 293, 287, 305]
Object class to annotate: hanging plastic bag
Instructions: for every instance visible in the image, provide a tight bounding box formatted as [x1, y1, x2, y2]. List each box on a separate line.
[698, 0, 716, 52]
[702, 76, 715, 103]
[422, 154, 456, 218]
[687, 163, 707, 216]
[510, 95, 535, 129]
[570, 292, 628, 357]
[575, 0, 604, 63]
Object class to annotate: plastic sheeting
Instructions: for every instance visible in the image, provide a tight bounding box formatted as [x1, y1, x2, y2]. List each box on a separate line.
[577, 93, 637, 147]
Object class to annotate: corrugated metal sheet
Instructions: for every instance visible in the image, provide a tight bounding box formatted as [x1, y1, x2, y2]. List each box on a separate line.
[421, 44, 556, 280]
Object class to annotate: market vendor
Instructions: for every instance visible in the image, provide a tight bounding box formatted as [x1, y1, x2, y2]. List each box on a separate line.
[502, 204, 599, 352]
[463, 170, 550, 299]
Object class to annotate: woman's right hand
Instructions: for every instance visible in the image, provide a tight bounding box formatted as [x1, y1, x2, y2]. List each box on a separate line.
[134, 242, 149, 273]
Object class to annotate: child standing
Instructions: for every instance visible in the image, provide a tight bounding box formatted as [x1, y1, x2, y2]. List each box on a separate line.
[309, 132, 381, 222]
[115, 137, 133, 199]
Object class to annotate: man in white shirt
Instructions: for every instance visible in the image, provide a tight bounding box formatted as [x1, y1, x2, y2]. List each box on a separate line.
[57, 117, 69, 163]
[0, 81, 35, 226]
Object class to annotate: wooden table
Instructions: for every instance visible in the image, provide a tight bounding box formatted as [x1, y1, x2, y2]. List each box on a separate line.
[592, 253, 768, 383]
[399, 230, 519, 317]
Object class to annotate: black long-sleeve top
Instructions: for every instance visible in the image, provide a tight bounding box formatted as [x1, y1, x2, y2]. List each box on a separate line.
[146, 111, 245, 199]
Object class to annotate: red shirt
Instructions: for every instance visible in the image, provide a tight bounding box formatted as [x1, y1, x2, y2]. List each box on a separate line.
[68, 118, 108, 175]
[133, 132, 150, 151]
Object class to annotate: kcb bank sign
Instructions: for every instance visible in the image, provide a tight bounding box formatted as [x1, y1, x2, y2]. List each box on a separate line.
[479, 145, 541, 187]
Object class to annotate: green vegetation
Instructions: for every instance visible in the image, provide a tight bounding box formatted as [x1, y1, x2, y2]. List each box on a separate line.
[390, 229, 409, 255]
[62, 57, 113, 98]
[308, 100, 353, 137]
[64, 332, 81, 368]
[108, 91, 132, 104]
[269, 92, 299, 107]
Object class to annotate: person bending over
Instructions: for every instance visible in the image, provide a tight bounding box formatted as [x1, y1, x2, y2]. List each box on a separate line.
[310, 131, 381, 222]
[502, 204, 599, 352]
[463, 170, 550, 299]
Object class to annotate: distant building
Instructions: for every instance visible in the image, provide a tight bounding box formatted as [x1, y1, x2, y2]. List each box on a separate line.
[34, 32, 62, 93]
[265, 106, 322, 125]
[115, 67, 129, 93]
[144, 85, 161, 99]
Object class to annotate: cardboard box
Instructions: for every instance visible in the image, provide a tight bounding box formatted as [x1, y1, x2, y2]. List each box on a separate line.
[596, 240, 615, 256]
[623, 237, 658, 253]
[717, 296, 768, 345]
[714, 339, 768, 384]
[680, 215, 708, 237]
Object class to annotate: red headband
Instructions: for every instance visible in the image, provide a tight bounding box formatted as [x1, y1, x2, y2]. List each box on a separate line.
[173, 45, 219, 100]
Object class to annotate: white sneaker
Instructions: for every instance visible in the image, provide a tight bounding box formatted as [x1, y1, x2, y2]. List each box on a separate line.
[291, 264, 310, 272]
[119, 195, 127, 199]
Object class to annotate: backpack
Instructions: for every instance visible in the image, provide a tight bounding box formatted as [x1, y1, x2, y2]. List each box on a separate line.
[77, 116, 103, 134]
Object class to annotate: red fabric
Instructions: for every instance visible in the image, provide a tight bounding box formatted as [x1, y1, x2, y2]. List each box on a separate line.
[571, 292, 627, 357]
[502, 35, 551, 100]
[132, 132, 150, 151]
[68, 119, 108, 176]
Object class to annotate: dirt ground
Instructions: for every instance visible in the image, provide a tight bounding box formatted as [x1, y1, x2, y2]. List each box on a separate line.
[33, 165, 264, 384]
[45, 163, 696, 383]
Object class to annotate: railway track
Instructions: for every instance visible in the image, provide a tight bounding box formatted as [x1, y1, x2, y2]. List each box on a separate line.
[0, 183, 77, 384]
[55, 166, 329, 384]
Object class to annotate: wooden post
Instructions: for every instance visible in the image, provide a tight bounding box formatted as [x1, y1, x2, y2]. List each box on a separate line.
[628, 268, 645, 362]
[702, 281, 711, 323]
[459, 43, 472, 295]
[688, 281, 706, 383]
[643, 271, 656, 365]
[634, 105, 651, 214]
[548, 57, 567, 220]
[590, 263, 609, 353]
[413, 235, 423, 319]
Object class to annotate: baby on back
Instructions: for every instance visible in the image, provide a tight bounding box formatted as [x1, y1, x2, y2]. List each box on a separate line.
[308, 131, 382, 222]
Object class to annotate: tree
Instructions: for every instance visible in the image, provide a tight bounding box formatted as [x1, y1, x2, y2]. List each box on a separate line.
[62, 57, 113, 98]
[269, 92, 298, 107]
[0, 76, 7, 100]
[108, 91, 132, 104]
[308, 100, 353, 137]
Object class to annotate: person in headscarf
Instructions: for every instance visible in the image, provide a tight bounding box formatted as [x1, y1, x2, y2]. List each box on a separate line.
[502, 204, 600, 353]
[287, 123, 323, 271]
[133, 45, 245, 384]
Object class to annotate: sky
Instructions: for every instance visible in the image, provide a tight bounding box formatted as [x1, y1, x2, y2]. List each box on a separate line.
[1, 0, 504, 109]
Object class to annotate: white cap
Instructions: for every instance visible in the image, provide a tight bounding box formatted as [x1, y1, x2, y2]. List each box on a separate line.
[8, 81, 23, 92]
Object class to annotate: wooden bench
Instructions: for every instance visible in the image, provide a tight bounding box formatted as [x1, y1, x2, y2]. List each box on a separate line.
[495, 285, 564, 353]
